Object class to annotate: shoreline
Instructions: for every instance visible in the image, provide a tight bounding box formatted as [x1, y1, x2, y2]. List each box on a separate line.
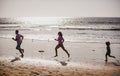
[0, 38, 120, 63]
[1, 37, 120, 44]
[0, 38, 120, 76]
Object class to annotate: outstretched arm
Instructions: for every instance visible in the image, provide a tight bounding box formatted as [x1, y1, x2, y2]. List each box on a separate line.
[54, 39, 58, 41]
[12, 37, 16, 41]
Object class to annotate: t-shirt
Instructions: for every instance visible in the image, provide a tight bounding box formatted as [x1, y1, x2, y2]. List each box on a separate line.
[57, 36, 63, 44]
[16, 34, 23, 44]
[106, 46, 111, 53]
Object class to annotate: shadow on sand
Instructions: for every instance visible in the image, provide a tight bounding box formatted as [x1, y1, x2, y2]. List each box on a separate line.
[59, 61, 68, 66]
[105, 59, 120, 66]
[54, 59, 69, 66]
[112, 59, 120, 66]
[10, 57, 21, 62]
[112, 62, 120, 66]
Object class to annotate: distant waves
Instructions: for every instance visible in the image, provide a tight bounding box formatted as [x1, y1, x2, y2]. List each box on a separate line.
[59, 27, 120, 31]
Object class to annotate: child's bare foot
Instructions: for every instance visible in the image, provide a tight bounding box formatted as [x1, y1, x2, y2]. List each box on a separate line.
[113, 56, 116, 58]
[21, 54, 24, 58]
[105, 60, 107, 62]
[54, 55, 58, 57]
[68, 54, 70, 58]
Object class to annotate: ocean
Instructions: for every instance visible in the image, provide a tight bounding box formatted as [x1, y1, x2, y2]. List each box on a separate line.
[0, 17, 120, 44]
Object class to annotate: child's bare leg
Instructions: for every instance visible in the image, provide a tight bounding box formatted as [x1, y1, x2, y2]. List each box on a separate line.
[54, 45, 60, 57]
[18, 49, 24, 58]
[21, 49, 24, 53]
[61, 45, 70, 58]
[105, 54, 108, 62]
[109, 55, 116, 58]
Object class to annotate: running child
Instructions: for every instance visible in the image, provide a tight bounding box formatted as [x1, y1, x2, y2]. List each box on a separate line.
[12, 30, 24, 58]
[54, 32, 70, 58]
[105, 41, 116, 62]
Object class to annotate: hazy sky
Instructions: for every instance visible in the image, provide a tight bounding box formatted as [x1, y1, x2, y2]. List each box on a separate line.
[0, 0, 120, 17]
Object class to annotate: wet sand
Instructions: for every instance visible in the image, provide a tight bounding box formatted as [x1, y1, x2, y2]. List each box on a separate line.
[0, 58, 120, 76]
[0, 38, 120, 76]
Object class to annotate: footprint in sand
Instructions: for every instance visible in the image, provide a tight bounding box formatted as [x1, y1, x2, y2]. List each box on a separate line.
[38, 50, 45, 52]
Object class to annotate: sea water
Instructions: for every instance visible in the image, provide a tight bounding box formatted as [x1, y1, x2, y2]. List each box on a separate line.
[0, 17, 120, 44]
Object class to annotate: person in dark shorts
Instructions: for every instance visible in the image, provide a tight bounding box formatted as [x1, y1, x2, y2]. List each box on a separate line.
[12, 30, 24, 58]
[54, 32, 70, 58]
[105, 41, 116, 62]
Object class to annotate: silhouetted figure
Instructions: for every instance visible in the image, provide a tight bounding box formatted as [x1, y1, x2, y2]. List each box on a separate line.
[54, 32, 70, 58]
[105, 41, 115, 62]
[12, 30, 24, 58]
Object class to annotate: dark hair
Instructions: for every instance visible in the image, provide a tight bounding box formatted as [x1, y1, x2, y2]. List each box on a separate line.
[106, 41, 110, 45]
[15, 30, 19, 34]
[58, 32, 63, 36]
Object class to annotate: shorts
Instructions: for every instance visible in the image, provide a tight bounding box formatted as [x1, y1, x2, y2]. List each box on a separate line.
[106, 51, 110, 55]
[16, 43, 21, 49]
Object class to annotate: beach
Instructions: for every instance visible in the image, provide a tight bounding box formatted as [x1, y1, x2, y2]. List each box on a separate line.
[0, 17, 120, 76]
[0, 38, 120, 76]
[0, 59, 120, 76]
